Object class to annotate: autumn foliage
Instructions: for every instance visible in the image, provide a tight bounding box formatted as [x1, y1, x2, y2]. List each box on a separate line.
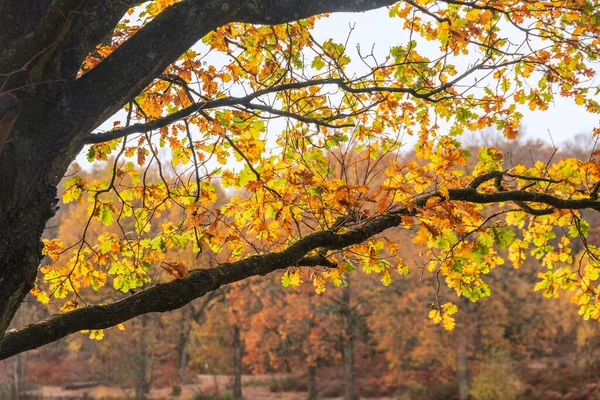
[5, 137, 600, 400]
[2, 0, 600, 390]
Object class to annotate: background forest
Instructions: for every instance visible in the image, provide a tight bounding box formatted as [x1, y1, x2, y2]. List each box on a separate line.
[3, 134, 600, 400]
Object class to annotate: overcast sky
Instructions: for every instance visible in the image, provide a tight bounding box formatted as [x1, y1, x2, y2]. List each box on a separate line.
[311, 8, 600, 145]
[86, 5, 600, 168]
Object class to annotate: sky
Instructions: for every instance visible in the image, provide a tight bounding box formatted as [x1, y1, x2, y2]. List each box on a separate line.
[86, 4, 600, 168]
[310, 7, 600, 145]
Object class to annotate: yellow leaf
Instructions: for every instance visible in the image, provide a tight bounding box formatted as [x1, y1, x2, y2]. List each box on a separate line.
[428, 309, 442, 324]
[528, 99, 537, 111]
[30, 285, 49, 304]
[289, 269, 303, 287]
[442, 314, 456, 331]
[89, 329, 104, 340]
[60, 300, 78, 313]
[465, 9, 480, 22]
[313, 274, 326, 294]
[503, 124, 519, 140]
[438, 185, 449, 199]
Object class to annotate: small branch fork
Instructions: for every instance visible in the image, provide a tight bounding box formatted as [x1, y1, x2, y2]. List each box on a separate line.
[83, 68, 489, 145]
[464, 170, 566, 216]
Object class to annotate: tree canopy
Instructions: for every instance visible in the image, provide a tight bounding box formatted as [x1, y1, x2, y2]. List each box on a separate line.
[1, 0, 600, 359]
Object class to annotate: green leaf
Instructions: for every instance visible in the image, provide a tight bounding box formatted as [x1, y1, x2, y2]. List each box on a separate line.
[478, 232, 494, 248]
[311, 56, 326, 71]
[238, 167, 253, 189]
[501, 77, 511, 92]
[86, 146, 96, 162]
[493, 227, 516, 249]
[381, 269, 392, 286]
[99, 205, 114, 226]
[281, 271, 291, 288]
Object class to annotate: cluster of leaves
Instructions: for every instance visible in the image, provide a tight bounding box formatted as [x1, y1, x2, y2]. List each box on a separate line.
[33, 0, 600, 337]
[20, 192, 600, 398]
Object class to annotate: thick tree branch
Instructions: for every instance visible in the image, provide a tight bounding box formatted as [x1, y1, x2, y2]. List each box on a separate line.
[0, 220, 367, 360]
[84, 78, 350, 144]
[70, 0, 399, 143]
[444, 189, 599, 212]
[69, 0, 235, 137]
[83, 52, 511, 146]
[2, 183, 600, 359]
[0, 0, 149, 93]
[0, 93, 18, 156]
[57, 1, 146, 82]
[0, 0, 85, 85]
[83, 71, 469, 145]
[0, 0, 55, 61]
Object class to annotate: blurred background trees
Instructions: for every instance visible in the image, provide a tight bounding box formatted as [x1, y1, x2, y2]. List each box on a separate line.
[4, 134, 600, 400]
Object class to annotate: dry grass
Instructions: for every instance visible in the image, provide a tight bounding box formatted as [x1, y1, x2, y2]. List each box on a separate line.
[28, 374, 393, 400]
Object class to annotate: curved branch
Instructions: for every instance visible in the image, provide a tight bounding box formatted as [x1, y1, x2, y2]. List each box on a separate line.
[241, 102, 355, 129]
[70, 0, 399, 142]
[84, 53, 519, 146]
[0, 217, 391, 360]
[84, 78, 349, 144]
[445, 188, 600, 211]
[467, 170, 504, 189]
[0, 0, 143, 92]
[84, 65, 489, 145]
[2, 183, 600, 359]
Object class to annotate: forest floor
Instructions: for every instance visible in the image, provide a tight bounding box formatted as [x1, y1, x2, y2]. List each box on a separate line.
[30, 374, 394, 399]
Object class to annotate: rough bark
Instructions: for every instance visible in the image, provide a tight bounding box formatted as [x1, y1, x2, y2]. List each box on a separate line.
[0, 93, 18, 155]
[0, 133, 59, 343]
[0, 0, 398, 351]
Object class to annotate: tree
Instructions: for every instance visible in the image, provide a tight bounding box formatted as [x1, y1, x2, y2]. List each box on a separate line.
[2, 0, 600, 359]
[243, 273, 338, 398]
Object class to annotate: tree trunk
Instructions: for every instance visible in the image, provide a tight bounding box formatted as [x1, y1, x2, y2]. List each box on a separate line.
[232, 325, 243, 399]
[307, 365, 317, 400]
[134, 362, 148, 400]
[0, 84, 78, 344]
[176, 310, 192, 386]
[457, 332, 469, 400]
[342, 334, 357, 400]
[458, 297, 470, 400]
[10, 353, 22, 400]
[134, 315, 152, 400]
[341, 284, 357, 400]
[0, 133, 63, 342]
[172, 327, 189, 397]
[177, 342, 188, 384]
